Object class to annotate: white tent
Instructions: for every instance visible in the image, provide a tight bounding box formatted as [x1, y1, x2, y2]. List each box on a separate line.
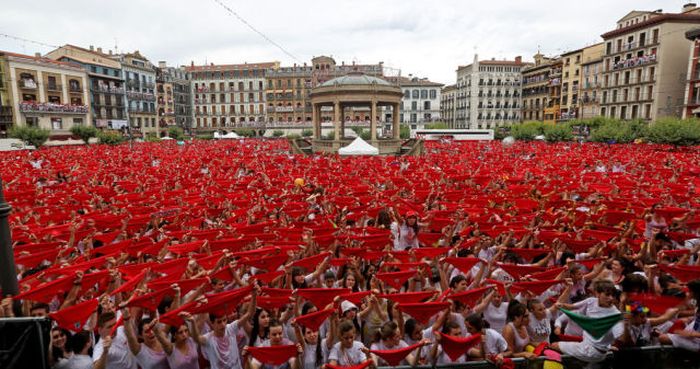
[214, 131, 240, 139]
[338, 137, 379, 156]
[161, 136, 174, 140]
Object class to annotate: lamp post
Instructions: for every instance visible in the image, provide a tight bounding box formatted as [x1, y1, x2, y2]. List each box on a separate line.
[0, 178, 17, 299]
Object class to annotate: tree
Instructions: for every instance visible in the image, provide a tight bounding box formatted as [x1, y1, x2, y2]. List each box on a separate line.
[97, 131, 125, 145]
[424, 122, 449, 130]
[272, 130, 285, 137]
[510, 121, 544, 140]
[9, 126, 50, 148]
[400, 124, 411, 139]
[543, 124, 573, 142]
[590, 118, 647, 143]
[301, 129, 313, 137]
[70, 125, 98, 144]
[235, 128, 255, 137]
[647, 118, 700, 146]
[167, 126, 185, 140]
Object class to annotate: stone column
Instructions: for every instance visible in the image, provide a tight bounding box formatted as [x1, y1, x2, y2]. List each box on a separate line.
[312, 104, 319, 139]
[393, 103, 401, 139]
[333, 101, 341, 141]
[370, 100, 377, 141]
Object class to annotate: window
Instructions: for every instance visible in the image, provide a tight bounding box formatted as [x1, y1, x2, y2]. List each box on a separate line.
[420, 90, 427, 99]
[404, 90, 410, 98]
[412, 90, 419, 98]
[424, 101, 431, 110]
[51, 118, 63, 130]
[430, 90, 437, 99]
[411, 101, 417, 110]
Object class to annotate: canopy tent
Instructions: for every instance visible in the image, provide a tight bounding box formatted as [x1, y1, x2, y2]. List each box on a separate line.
[214, 131, 241, 139]
[338, 136, 379, 156]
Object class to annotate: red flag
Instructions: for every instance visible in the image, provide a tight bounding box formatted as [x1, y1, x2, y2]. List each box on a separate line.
[370, 342, 423, 366]
[191, 285, 254, 317]
[246, 345, 297, 365]
[447, 286, 492, 307]
[293, 308, 334, 330]
[240, 254, 289, 271]
[375, 270, 416, 290]
[397, 302, 450, 324]
[660, 264, 700, 282]
[49, 298, 98, 331]
[436, 331, 481, 361]
[413, 247, 450, 259]
[378, 291, 436, 304]
[297, 288, 351, 308]
[167, 240, 206, 255]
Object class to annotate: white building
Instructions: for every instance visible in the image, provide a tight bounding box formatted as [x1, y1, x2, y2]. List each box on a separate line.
[388, 76, 443, 130]
[454, 55, 525, 129]
[441, 84, 457, 128]
[110, 51, 158, 135]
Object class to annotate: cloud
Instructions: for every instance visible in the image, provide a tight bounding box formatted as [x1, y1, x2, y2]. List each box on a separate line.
[0, 0, 673, 84]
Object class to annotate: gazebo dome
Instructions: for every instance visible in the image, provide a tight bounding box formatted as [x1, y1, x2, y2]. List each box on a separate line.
[319, 73, 392, 87]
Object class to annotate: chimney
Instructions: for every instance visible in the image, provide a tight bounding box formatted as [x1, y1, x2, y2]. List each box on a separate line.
[654, 9, 663, 13]
[97, 47, 103, 53]
[89, 45, 94, 51]
[191, 61, 194, 67]
[683, 3, 697, 12]
[34, 52, 42, 58]
[491, 57, 495, 61]
[158, 61, 167, 68]
[515, 56, 522, 63]
[109, 50, 113, 55]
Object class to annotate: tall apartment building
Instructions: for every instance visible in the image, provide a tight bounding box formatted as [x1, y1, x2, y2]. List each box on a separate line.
[580, 44, 605, 119]
[156, 62, 192, 132]
[521, 54, 554, 122]
[544, 60, 563, 124]
[110, 51, 158, 136]
[187, 62, 279, 130]
[387, 76, 443, 130]
[560, 48, 583, 121]
[600, 5, 700, 120]
[0, 56, 12, 136]
[441, 84, 457, 128]
[46, 45, 127, 130]
[0, 51, 91, 134]
[684, 27, 700, 118]
[454, 55, 524, 129]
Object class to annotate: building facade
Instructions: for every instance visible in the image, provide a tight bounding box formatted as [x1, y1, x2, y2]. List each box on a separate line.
[441, 84, 457, 128]
[521, 54, 553, 122]
[544, 60, 563, 124]
[560, 48, 583, 121]
[454, 55, 524, 129]
[46, 45, 127, 130]
[387, 76, 443, 130]
[187, 61, 279, 130]
[0, 51, 91, 135]
[111, 51, 158, 136]
[156, 62, 192, 132]
[265, 64, 313, 124]
[600, 6, 700, 120]
[684, 28, 700, 118]
[0, 55, 12, 136]
[580, 44, 605, 119]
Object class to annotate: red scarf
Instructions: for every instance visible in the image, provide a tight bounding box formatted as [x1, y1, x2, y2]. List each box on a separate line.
[294, 308, 334, 330]
[436, 331, 481, 361]
[246, 345, 297, 365]
[397, 302, 450, 324]
[370, 342, 422, 366]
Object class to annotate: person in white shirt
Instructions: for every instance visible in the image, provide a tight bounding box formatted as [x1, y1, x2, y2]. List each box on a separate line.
[327, 321, 368, 366]
[54, 331, 92, 369]
[464, 313, 509, 364]
[370, 321, 426, 366]
[152, 322, 201, 369]
[122, 308, 168, 369]
[92, 311, 138, 369]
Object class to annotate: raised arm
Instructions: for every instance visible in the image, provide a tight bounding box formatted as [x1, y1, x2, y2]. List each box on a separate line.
[151, 319, 174, 355]
[121, 308, 141, 355]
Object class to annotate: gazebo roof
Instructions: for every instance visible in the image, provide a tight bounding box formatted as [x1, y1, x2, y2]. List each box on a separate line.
[319, 73, 392, 87]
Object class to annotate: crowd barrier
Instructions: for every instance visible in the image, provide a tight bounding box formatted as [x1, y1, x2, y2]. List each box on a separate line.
[0, 317, 51, 369]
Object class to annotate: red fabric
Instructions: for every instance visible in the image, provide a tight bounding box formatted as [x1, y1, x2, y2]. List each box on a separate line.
[290, 252, 331, 270]
[191, 285, 254, 316]
[556, 333, 583, 342]
[297, 288, 351, 308]
[443, 257, 482, 273]
[240, 254, 288, 271]
[110, 270, 147, 296]
[339, 291, 372, 305]
[375, 270, 416, 289]
[447, 286, 493, 306]
[660, 264, 700, 282]
[126, 287, 174, 311]
[506, 247, 550, 262]
[167, 240, 206, 255]
[251, 270, 285, 284]
[378, 291, 436, 304]
[148, 278, 208, 295]
[628, 293, 685, 314]
[533, 342, 548, 356]
[412, 247, 450, 259]
[246, 345, 297, 365]
[436, 332, 481, 361]
[397, 302, 450, 324]
[49, 298, 98, 331]
[529, 266, 567, 280]
[496, 263, 546, 279]
[294, 308, 335, 330]
[576, 258, 606, 270]
[257, 295, 292, 310]
[325, 359, 373, 369]
[511, 280, 562, 296]
[370, 342, 423, 366]
[561, 238, 600, 253]
[418, 232, 443, 246]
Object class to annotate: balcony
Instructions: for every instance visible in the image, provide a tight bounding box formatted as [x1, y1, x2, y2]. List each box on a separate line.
[69, 86, 83, 93]
[19, 101, 88, 114]
[97, 85, 125, 94]
[20, 79, 38, 89]
[611, 54, 657, 71]
[128, 106, 155, 114]
[46, 84, 62, 92]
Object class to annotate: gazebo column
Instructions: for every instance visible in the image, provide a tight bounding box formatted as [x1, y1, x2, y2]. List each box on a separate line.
[393, 103, 401, 140]
[312, 104, 320, 139]
[333, 101, 341, 141]
[370, 100, 377, 141]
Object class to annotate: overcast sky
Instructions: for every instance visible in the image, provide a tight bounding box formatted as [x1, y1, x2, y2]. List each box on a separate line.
[0, 0, 683, 84]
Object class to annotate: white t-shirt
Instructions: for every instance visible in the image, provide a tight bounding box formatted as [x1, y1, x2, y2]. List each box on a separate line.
[328, 341, 367, 366]
[483, 303, 508, 333]
[201, 321, 243, 369]
[135, 344, 168, 369]
[302, 339, 329, 369]
[527, 310, 553, 344]
[482, 328, 508, 356]
[92, 327, 137, 369]
[54, 354, 92, 369]
[166, 338, 200, 369]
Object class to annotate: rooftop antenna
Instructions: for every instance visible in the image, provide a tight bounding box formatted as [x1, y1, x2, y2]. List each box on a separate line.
[114, 38, 119, 54]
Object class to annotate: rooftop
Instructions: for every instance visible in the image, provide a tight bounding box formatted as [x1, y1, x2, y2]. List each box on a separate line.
[319, 73, 392, 87]
[186, 61, 279, 72]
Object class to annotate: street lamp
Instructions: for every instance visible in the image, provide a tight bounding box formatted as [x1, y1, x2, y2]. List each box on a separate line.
[0, 178, 18, 299]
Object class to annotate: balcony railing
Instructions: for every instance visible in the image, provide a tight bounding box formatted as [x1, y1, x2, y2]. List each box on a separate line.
[69, 86, 83, 93]
[97, 85, 125, 94]
[47, 84, 62, 92]
[20, 79, 38, 89]
[19, 101, 88, 114]
[128, 106, 155, 114]
[611, 54, 657, 71]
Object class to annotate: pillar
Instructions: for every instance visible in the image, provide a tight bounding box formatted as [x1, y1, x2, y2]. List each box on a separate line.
[0, 179, 18, 300]
[333, 101, 341, 140]
[312, 104, 320, 139]
[393, 102, 401, 139]
[370, 100, 377, 141]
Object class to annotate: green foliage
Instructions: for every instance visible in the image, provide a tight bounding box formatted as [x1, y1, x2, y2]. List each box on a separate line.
[272, 130, 285, 137]
[424, 122, 449, 130]
[145, 133, 161, 142]
[359, 130, 371, 140]
[195, 134, 213, 140]
[97, 130, 125, 145]
[543, 124, 573, 142]
[567, 116, 611, 130]
[350, 126, 364, 135]
[235, 128, 255, 137]
[400, 124, 411, 139]
[301, 129, 313, 137]
[70, 125, 98, 144]
[9, 125, 51, 148]
[590, 118, 647, 143]
[167, 126, 185, 140]
[647, 118, 700, 146]
[286, 133, 301, 139]
[323, 131, 335, 140]
[510, 121, 545, 140]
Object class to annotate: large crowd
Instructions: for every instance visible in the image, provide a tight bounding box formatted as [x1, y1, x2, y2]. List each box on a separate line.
[1, 139, 699, 369]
